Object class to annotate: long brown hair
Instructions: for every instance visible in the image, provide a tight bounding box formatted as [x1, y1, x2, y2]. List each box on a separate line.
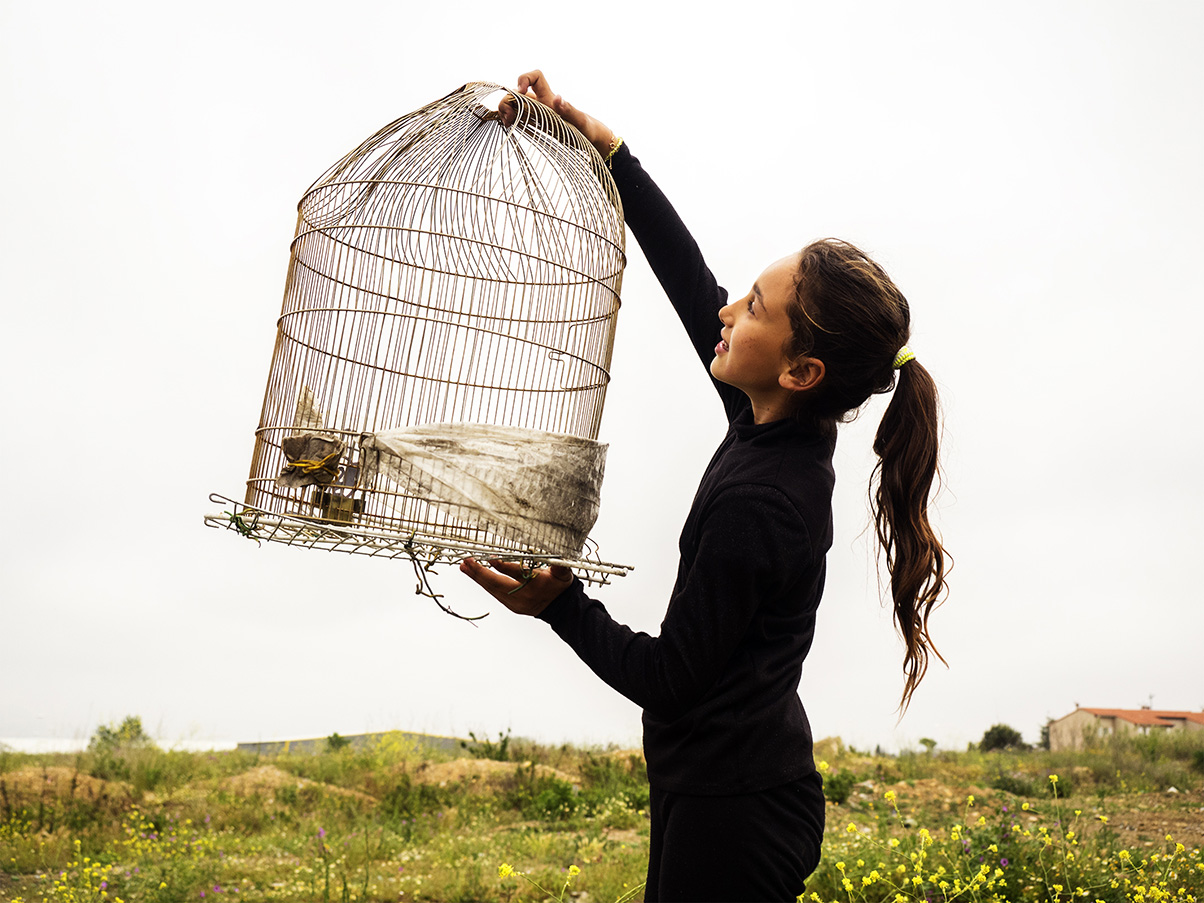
[784, 239, 948, 711]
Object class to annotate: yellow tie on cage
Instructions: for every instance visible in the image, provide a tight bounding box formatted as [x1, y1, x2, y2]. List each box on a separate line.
[205, 82, 631, 615]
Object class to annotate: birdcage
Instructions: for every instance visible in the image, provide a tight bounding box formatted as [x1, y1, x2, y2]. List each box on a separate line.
[207, 82, 630, 599]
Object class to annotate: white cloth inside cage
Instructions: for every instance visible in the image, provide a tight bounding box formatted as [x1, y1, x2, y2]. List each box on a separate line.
[360, 423, 607, 557]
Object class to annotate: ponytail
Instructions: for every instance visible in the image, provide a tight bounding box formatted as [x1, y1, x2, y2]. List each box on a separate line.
[871, 359, 948, 711]
[788, 239, 950, 711]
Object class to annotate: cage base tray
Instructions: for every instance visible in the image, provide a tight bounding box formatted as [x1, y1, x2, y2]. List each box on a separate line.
[204, 493, 631, 587]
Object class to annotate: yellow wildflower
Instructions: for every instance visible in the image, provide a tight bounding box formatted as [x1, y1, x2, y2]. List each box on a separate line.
[498, 863, 515, 878]
[569, 865, 580, 877]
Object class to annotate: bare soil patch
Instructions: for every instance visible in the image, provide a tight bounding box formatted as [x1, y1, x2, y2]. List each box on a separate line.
[0, 766, 132, 814]
[407, 758, 579, 789]
[1100, 789, 1204, 848]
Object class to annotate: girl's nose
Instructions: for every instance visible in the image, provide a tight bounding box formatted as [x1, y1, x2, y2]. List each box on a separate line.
[718, 301, 734, 325]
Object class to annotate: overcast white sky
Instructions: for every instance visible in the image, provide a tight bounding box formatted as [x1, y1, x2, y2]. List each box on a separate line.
[3, 0, 1202, 755]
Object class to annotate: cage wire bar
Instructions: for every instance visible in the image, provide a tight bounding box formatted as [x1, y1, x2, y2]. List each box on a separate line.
[206, 82, 631, 593]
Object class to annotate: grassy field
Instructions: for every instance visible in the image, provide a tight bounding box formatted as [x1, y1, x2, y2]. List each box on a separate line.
[1, 727, 1202, 902]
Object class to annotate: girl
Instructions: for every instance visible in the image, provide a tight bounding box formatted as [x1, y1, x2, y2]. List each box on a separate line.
[461, 70, 949, 903]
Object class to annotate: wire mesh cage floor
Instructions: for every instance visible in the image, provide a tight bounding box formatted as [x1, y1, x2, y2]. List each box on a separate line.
[206, 82, 631, 595]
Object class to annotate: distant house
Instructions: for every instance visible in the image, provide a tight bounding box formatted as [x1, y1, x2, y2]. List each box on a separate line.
[1048, 707, 1204, 751]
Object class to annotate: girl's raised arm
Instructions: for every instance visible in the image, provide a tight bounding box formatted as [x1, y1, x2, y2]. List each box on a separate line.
[503, 71, 742, 413]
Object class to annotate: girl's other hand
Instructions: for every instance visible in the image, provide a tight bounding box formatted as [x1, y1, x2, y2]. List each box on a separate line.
[459, 557, 574, 617]
[500, 69, 616, 158]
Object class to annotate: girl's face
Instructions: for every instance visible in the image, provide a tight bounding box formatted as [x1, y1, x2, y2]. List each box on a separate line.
[711, 253, 808, 423]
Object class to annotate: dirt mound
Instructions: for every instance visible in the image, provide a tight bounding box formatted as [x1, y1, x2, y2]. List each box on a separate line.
[217, 766, 377, 806]
[407, 758, 579, 789]
[0, 766, 133, 814]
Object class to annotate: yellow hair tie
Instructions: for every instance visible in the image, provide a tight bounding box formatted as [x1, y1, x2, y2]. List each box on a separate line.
[892, 346, 915, 369]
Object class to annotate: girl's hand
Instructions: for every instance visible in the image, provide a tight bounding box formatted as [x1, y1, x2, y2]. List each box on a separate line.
[459, 557, 574, 617]
[501, 69, 616, 158]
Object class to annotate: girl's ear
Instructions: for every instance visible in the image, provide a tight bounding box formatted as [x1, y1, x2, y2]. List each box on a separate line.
[780, 357, 825, 393]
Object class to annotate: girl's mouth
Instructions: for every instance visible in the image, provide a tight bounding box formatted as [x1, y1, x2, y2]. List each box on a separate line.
[715, 339, 729, 355]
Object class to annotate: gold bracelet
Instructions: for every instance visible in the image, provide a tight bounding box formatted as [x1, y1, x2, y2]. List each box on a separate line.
[604, 135, 623, 168]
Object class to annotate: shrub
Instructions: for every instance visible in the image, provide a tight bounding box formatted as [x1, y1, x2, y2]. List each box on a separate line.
[823, 768, 859, 805]
[979, 723, 1024, 751]
[532, 778, 578, 820]
[989, 771, 1038, 796]
[88, 716, 153, 752]
[462, 730, 511, 762]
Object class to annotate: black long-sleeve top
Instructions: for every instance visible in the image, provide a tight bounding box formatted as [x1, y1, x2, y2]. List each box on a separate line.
[537, 144, 836, 795]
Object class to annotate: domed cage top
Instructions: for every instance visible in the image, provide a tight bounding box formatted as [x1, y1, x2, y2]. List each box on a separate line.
[207, 83, 630, 591]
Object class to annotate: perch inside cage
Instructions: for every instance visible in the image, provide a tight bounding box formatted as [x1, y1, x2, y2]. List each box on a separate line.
[207, 82, 630, 591]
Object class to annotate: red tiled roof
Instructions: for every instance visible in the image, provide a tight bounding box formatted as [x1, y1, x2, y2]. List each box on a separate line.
[1080, 708, 1204, 728]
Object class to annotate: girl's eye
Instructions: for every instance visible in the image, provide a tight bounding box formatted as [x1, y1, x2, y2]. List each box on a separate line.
[746, 297, 756, 314]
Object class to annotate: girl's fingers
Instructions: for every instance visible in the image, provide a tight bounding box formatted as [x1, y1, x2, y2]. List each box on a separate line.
[517, 69, 555, 105]
[514, 70, 615, 155]
[486, 559, 572, 586]
[459, 558, 515, 593]
[486, 559, 529, 579]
